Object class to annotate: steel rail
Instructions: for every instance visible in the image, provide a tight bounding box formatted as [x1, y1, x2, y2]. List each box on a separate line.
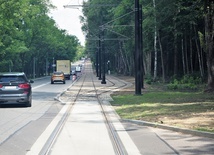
[92, 76, 128, 155]
[39, 62, 129, 155]
[40, 73, 87, 155]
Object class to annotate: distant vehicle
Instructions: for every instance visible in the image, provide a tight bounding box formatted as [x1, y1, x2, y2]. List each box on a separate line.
[0, 72, 34, 107]
[71, 70, 76, 75]
[51, 71, 65, 84]
[75, 66, 81, 72]
[56, 60, 71, 80]
[71, 65, 76, 75]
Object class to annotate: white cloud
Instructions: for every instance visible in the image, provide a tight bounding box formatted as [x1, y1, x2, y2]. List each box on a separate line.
[49, 0, 85, 46]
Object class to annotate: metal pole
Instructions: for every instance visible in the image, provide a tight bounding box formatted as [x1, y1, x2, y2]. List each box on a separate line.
[135, 0, 142, 95]
[33, 57, 35, 79]
[101, 26, 106, 84]
[53, 57, 55, 73]
[46, 57, 48, 76]
[96, 49, 99, 77]
[139, 5, 144, 89]
[98, 34, 102, 80]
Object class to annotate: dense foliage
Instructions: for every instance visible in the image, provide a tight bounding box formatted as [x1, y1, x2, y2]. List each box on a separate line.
[0, 0, 80, 77]
[82, 0, 214, 91]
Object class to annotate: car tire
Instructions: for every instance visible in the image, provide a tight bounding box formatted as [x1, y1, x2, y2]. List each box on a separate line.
[63, 81, 65, 84]
[51, 81, 54, 84]
[25, 101, 32, 107]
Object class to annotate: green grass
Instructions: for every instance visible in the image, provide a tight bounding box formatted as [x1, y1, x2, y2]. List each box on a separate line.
[111, 91, 214, 132]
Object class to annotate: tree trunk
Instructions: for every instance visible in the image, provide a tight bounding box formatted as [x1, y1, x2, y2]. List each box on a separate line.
[153, 0, 157, 81]
[194, 25, 204, 78]
[181, 36, 186, 74]
[185, 31, 189, 74]
[119, 42, 128, 75]
[144, 52, 151, 76]
[123, 41, 132, 75]
[158, 30, 165, 83]
[205, 0, 214, 92]
[190, 26, 194, 73]
[173, 23, 178, 76]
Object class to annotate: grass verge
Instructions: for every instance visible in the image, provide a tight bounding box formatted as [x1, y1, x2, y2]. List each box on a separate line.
[111, 91, 214, 133]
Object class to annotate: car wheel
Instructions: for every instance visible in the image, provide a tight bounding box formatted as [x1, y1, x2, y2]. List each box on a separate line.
[25, 101, 32, 107]
[63, 81, 65, 84]
[51, 81, 54, 84]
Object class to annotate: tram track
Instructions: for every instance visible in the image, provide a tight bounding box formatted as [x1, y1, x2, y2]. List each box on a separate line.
[36, 61, 130, 155]
[92, 76, 128, 155]
[39, 71, 88, 155]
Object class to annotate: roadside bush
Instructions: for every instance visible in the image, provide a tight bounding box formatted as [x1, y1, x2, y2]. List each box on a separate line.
[144, 74, 153, 85]
[167, 75, 202, 91]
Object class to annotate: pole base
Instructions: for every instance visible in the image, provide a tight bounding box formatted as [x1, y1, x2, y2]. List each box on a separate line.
[101, 80, 106, 84]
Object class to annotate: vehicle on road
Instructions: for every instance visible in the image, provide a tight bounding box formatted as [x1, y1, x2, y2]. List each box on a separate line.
[0, 72, 34, 107]
[56, 60, 71, 80]
[75, 66, 81, 72]
[51, 71, 66, 84]
[71, 69, 76, 75]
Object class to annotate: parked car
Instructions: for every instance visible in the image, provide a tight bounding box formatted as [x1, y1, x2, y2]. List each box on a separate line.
[51, 71, 66, 84]
[0, 72, 34, 107]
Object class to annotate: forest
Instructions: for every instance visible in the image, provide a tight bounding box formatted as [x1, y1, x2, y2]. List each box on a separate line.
[0, 0, 81, 77]
[0, 0, 213, 92]
[81, 0, 214, 92]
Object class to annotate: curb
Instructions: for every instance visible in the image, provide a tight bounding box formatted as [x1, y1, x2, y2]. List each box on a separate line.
[122, 119, 214, 139]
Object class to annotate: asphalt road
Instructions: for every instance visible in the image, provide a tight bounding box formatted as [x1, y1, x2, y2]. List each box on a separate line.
[0, 76, 71, 154]
[0, 73, 214, 155]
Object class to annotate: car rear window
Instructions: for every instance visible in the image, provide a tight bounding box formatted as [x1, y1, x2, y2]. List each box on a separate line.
[54, 72, 63, 75]
[0, 76, 26, 83]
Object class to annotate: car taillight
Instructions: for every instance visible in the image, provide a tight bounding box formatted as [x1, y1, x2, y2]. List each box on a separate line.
[18, 83, 30, 89]
[0, 84, 3, 88]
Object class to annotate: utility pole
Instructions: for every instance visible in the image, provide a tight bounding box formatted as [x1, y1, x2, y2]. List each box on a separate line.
[135, 0, 142, 95]
[139, 5, 144, 89]
[101, 26, 106, 84]
[98, 34, 102, 80]
[33, 57, 36, 79]
[53, 57, 55, 73]
[96, 48, 99, 77]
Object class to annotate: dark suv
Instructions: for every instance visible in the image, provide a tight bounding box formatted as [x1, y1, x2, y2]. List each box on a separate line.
[0, 72, 34, 107]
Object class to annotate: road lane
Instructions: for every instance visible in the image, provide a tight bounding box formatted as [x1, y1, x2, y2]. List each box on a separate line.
[1, 75, 214, 155]
[0, 77, 73, 154]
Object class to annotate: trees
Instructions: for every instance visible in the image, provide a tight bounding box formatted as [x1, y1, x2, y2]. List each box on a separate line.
[204, 0, 214, 92]
[82, 0, 213, 91]
[0, 0, 80, 77]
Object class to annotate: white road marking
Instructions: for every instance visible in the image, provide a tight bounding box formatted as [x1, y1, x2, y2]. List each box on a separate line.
[32, 82, 50, 90]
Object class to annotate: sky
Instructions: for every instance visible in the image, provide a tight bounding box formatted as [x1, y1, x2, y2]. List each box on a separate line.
[49, 0, 86, 46]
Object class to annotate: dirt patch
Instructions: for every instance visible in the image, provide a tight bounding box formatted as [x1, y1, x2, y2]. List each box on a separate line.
[111, 75, 214, 131]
